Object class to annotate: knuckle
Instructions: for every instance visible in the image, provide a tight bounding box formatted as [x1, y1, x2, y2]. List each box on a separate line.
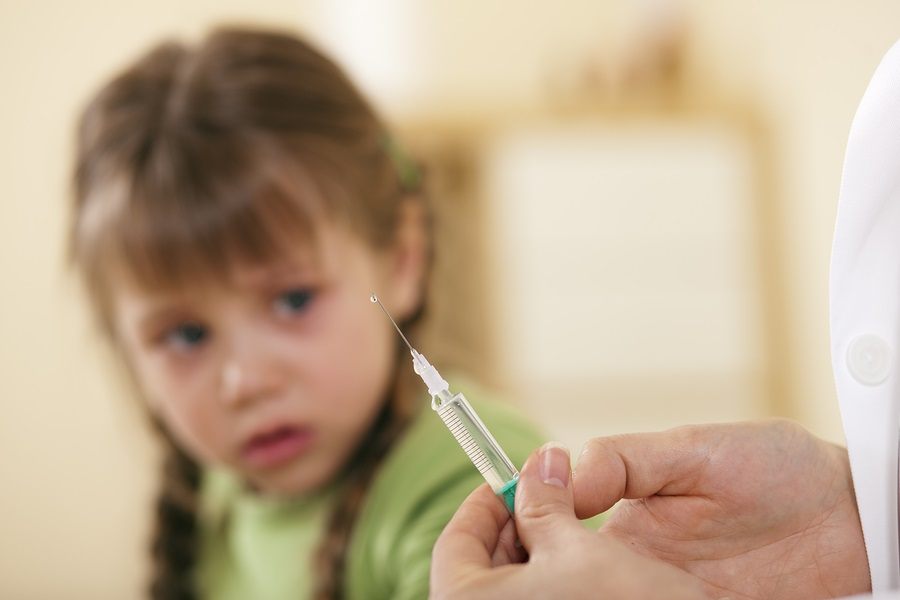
[516, 496, 569, 524]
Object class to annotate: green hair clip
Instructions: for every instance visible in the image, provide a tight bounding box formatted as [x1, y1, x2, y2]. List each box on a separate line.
[382, 134, 422, 192]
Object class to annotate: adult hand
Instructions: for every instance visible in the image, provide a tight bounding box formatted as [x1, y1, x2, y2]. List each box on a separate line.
[575, 420, 870, 599]
[430, 442, 706, 600]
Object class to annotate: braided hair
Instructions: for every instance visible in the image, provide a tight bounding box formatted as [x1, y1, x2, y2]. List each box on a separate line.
[150, 429, 202, 599]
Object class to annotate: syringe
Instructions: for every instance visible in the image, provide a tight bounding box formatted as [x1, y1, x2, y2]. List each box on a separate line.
[370, 294, 520, 513]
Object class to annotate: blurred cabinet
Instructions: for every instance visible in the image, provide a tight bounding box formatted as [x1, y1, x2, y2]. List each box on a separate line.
[407, 113, 781, 451]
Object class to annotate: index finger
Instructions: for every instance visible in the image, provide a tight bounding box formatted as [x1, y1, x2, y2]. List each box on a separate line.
[431, 483, 511, 591]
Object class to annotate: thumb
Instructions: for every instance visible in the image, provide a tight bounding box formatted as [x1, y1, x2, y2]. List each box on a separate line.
[514, 442, 583, 555]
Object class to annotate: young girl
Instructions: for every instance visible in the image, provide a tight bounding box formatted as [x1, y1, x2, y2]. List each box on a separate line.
[69, 27, 542, 600]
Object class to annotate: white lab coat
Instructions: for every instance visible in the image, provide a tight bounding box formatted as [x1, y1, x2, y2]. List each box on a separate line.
[831, 39, 900, 595]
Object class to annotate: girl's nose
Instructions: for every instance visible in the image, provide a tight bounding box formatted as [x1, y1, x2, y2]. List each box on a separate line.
[220, 362, 244, 406]
[218, 355, 279, 408]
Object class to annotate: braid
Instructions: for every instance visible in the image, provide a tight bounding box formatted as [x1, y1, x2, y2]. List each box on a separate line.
[149, 431, 202, 600]
[311, 357, 418, 600]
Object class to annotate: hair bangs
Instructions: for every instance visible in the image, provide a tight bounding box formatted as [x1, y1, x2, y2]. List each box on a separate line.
[80, 140, 330, 298]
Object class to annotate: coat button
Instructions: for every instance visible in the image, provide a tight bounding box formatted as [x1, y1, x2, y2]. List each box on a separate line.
[847, 334, 891, 385]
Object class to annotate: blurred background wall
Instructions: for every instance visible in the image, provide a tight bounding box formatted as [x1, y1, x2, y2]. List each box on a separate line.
[3, 0, 900, 597]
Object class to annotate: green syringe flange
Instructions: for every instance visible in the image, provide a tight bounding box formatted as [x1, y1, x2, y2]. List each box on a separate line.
[498, 476, 518, 514]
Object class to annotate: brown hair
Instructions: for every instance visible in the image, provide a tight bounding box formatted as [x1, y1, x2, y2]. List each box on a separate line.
[70, 27, 427, 599]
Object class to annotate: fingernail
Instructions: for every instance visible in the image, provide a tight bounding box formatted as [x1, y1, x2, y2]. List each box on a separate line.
[539, 441, 570, 488]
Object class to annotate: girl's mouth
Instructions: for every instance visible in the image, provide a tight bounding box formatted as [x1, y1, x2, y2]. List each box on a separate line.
[241, 425, 314, 470]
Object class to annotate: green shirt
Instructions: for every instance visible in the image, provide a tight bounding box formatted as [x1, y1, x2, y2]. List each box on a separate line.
[197, 379, 545, 600]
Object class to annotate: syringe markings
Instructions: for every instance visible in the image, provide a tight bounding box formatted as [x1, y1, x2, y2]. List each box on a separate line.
[438, 404, 492, 475]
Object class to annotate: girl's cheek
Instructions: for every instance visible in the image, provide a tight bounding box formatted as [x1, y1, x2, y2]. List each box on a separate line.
[146, 358, 223, 457]
[147, 347, 220, 402]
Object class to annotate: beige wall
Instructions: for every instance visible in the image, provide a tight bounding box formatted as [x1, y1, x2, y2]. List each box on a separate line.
[3, 1, 900, 597]
[681, 1, 900, 441]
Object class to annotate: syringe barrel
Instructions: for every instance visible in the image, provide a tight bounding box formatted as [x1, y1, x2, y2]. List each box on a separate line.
[432, 390, 519, 513]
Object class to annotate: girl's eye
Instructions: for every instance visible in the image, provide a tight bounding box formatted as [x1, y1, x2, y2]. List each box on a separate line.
[275, 288, 315, 316]
[162, 323, 209, 351]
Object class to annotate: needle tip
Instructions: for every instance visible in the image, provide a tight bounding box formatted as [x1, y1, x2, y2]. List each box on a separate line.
[369, 293, 378, 303]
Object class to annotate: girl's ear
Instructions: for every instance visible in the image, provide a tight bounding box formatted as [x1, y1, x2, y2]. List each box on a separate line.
[387, 197, 428, 321]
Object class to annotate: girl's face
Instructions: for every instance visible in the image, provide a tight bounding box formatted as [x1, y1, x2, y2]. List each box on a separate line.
[113, 218, 424, 497]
